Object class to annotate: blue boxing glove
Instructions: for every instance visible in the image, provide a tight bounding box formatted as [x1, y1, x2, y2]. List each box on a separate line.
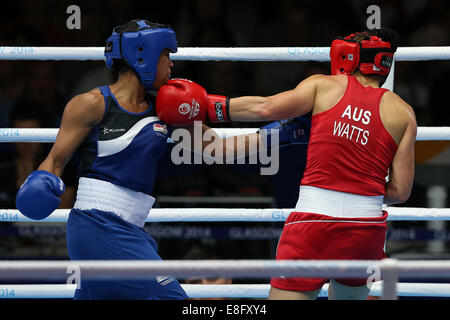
[15, 170, 65, 220]
[258, 113, 311, 150]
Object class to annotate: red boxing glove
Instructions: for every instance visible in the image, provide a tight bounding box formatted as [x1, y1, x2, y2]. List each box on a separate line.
[156, 79, 208, 126]
[156, 79, 230, 126]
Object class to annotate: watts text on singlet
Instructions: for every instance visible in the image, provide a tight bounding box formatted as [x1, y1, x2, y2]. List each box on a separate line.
[333, 104, 371, 146]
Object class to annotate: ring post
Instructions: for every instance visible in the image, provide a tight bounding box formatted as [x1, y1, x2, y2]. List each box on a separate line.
[380, 258, 399, 300]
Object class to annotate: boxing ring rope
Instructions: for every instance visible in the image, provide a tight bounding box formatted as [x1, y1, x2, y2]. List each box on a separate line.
[1, 45, 450, 300]
[0, 259, 450, 299]
[1, 46, 450, 61]
[1, 126, 450, 142]
[1, 207, 450, 223]
[2, 282, 450, 299]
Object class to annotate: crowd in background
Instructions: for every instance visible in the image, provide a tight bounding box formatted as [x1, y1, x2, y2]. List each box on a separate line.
[0, 0, 449, 260]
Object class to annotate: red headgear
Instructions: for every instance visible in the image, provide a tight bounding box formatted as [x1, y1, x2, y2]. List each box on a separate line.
[330, 32, 395, 77]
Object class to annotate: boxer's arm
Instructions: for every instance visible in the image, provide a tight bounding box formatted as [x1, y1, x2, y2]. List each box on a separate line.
[16, 91, 104, 219]
[177, 121, 307, 161]
[384, 102, 417, 204]
[228, 74, 320, 122]
[39, 91, 104, 176]
[176, 123, 259, 160]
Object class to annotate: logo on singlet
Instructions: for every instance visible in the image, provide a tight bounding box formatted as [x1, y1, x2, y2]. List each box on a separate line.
[157, 276, 175, 286]
[153, 123, 168, 136]
[102, 127, 125, 135]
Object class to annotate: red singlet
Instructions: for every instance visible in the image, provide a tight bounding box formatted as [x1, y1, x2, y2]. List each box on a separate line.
[300, 75, 398, 196]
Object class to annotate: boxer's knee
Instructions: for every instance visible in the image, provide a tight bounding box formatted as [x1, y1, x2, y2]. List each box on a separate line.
[269, 286, 321, 300]
[328, 279, 371, 300]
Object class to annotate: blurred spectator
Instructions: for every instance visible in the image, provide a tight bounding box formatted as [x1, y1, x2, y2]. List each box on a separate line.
[407, 0, 450, 46]
[429, 66, 450, 126]
[0, 0, 69, 46]
[175, 0, 228, 46]
[0, 61, 25, 128]
[174, 7, 237, 84]
[0, 101, 46, 209]
[394, 62, 431, 125]
[67, 9, 114, 97]
[251, 1, 317, 94]
[59, 2, 115, 97]
[103, 0, 139, 27]
[0, 100, 77, 209]
[15, 62, 66, 128]
[226, 0, 260, 46]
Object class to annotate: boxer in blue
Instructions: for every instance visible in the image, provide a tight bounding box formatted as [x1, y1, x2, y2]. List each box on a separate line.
[16, 19, 187, 300]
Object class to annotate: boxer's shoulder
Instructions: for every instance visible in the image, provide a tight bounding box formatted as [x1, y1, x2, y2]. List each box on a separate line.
[63, 89, 105, 126]
[312, 74, 348, 112]
[307, 74, 347, 97]
[380, 90, 416, 124]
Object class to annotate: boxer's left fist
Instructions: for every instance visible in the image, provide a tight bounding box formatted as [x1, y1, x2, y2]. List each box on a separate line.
[156, 78, 229, 126]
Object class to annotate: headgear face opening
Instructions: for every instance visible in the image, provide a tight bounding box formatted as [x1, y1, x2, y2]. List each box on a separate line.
[104, 19, 178, 91]
[330, 30, 396, 80]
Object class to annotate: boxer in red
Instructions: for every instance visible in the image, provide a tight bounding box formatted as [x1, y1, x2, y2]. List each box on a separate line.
[155, 28, 416, 300]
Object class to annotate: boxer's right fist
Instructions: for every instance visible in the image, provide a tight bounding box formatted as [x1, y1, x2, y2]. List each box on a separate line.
[156, 79, 209, 126]
[258, 114, 311, 150]
[156, 79, 230, 126]
[15, 170, 65, 220]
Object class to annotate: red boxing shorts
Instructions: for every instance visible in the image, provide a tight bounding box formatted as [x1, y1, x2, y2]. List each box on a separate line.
[271, 211, 388, 292]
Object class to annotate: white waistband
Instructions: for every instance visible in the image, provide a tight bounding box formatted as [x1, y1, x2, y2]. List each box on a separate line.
[295, 186, 383, 218]
[74, 177, 155, 228]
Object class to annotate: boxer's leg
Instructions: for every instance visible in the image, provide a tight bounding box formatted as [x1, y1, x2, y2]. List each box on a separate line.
[328, 279, 371, 300]
[268, 286, 321, 300]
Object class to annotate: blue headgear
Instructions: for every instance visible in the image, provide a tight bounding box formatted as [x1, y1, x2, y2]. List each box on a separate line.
[104, 20, 178, 90]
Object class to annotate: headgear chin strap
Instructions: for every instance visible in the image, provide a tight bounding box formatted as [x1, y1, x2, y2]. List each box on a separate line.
[330, 31, 395, 80]
[104, 19, 178, 91]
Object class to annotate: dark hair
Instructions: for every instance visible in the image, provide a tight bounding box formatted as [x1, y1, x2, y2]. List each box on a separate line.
[373, 27, 399, 52]
[347, 28, 399, 52]
[347, 28, 399, 85]
[347, 31, 371, 42]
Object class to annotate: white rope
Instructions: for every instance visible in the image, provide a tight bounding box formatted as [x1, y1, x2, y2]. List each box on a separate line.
[0, 128, 261, 143]
[0, 259, 449, 281]
[417, 127, 450, 141]
[1, 127, 449, 143]
[1, 282, 449, 299]
[1, 46, 450, 61]
[2, 207, 450, 223]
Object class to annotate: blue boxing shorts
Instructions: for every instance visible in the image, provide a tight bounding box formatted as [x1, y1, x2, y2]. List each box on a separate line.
[66, 208, 188, 300]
